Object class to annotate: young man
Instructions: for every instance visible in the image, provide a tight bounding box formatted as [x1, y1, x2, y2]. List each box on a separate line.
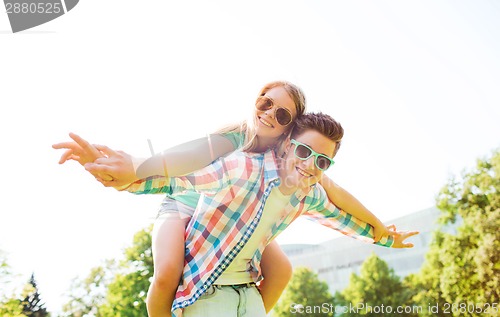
[122, 112, 418, 317]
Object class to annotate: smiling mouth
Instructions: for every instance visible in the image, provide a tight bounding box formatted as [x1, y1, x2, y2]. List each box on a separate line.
[296, 167, 312, 178]
[258, 116, 274, 128]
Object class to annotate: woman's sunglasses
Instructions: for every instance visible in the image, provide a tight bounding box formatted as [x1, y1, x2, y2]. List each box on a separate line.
[290, 139, 335, 171]
[255, 96, 293, 126]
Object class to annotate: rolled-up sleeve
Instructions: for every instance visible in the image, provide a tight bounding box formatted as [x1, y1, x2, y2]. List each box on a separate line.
[303, 187, 394, 247]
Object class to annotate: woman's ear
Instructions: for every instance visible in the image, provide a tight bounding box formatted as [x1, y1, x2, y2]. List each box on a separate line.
[280, 138, 292, 158]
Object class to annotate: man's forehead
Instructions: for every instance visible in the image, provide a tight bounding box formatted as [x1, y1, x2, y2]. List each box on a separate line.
[294, 130, 336, 157]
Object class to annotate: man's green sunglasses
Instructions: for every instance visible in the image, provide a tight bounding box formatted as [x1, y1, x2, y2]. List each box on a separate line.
[290, 139, 335, 171]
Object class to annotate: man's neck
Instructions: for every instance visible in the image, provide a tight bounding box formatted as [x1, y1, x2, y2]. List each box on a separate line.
[277, 184, 297, 196]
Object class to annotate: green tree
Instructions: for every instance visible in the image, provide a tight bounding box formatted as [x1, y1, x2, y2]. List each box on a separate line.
[404, 232, 452, 317]
[98, 225, 153, 317]
[408, 149, 500, 317]
[0, 251, 28, 317]
[336, 253, 417, 317]
[0, 251, 10, 282]
[0, 298, 28, 317]
[61, 226, 153, 317]
[61, 260, 116, 317]
[274, 267, 335, 317]
[21, 273, 49, 317]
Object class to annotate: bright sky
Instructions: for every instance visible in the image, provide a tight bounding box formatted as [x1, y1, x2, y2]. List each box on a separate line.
[1, 0, 499, 314]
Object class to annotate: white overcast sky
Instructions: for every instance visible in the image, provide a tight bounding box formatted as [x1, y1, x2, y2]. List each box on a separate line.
[1, 0, 499, 313]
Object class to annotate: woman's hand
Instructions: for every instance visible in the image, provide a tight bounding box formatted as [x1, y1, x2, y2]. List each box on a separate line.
[53, 133, 135, 185]
[53, 132, 105, 166]
[84, 145, 141, 188]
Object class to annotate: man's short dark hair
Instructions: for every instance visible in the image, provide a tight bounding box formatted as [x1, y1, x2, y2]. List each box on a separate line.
[291, 112, 344, 157]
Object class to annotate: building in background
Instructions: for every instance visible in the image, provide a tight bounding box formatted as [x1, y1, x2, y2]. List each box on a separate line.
[281, 207, 459, 294]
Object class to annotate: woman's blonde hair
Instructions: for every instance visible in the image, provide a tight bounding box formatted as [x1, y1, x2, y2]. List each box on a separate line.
[215, 81, 306, 152]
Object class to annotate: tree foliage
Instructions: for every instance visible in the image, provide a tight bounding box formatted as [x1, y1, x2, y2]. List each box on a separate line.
[274, 267, 335, 317]
[61, 260, 116, 317]
[98, 225, 153, 317]
[0, 298, 28, 317]
[20, 273, 49, 317]
[408, 149, 500, 317]
[0, 251, 11, 285]
[336, 253, 416, 316]
[0, 251, 28, 317]
[62, 225, 153, 317]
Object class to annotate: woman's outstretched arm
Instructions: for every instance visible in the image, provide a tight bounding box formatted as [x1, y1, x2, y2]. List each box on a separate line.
[53, 132, 237, 187]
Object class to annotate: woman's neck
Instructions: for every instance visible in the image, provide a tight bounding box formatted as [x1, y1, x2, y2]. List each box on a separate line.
[254, 136, 279, 152]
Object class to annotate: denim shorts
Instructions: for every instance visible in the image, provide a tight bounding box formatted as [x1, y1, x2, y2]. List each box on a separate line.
[183, 283, 266, 317]
[157, 197, 195, 220]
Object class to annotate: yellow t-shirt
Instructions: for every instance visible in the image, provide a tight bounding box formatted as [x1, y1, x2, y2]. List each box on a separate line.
[215, 186, 290, 285]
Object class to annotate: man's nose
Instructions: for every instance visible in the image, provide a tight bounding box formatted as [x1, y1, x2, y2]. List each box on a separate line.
[302, 156, 316, 170]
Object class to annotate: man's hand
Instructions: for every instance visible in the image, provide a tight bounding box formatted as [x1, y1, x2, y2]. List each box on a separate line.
[372, 221, 392, 242]
[391, 230, 419, 248]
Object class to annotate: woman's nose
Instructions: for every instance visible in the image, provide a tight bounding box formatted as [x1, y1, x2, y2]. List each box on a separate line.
[265, 107, 275, 119]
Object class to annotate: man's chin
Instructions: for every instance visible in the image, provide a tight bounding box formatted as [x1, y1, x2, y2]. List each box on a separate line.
[299, 179, 318, 189]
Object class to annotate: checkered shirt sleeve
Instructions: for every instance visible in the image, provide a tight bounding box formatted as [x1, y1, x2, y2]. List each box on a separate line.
[302, 185, 394, 247]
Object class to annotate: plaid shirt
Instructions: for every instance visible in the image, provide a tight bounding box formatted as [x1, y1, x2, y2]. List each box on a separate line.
[124, 150, 393, 313]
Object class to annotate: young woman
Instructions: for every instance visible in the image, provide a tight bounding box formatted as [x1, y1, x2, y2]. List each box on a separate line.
[53, 81, 389, 317]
